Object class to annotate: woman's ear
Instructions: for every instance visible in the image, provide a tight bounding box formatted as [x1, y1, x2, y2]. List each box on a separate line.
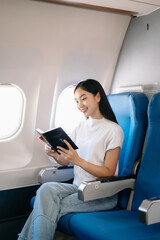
[96, 92, 101, 102]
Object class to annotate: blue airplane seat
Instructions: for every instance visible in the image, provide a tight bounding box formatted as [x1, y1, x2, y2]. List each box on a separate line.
[108, 92, 148, 209]
[107, 92, 148, 177]
[58, 93, 160, 240]
[58, 92, 149, 235]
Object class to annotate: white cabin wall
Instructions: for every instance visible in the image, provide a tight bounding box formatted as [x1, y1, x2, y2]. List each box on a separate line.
[111, 8, 160, 92]
[0, 0, 130, 189]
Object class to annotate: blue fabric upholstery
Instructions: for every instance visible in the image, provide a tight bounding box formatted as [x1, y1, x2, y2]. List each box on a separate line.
[30, 196, 35, 210]
[58, 93, 160, 240]
[58, 92, 149, 234]
[108, 93, 148, 209]
[67, 211, 160, 240]
[132, 93, 160, 211]
[107, 92, 148, 176]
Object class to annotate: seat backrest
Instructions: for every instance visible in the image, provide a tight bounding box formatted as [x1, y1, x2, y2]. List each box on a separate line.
[132, 93, 160, 211]
[108, 92, 148, 176]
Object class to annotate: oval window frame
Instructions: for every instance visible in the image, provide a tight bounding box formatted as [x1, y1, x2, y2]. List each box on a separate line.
[55, 85, 84, 134]
[0, 83, 26, 141]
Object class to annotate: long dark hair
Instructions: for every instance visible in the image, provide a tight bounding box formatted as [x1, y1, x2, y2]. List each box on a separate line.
[74, 79, 118, 124]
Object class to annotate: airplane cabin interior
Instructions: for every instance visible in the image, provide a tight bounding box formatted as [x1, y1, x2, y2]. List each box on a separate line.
[0, 0, 160, 239]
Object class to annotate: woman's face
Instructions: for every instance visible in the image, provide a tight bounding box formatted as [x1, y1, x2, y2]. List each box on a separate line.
[74, 87, 103, 119]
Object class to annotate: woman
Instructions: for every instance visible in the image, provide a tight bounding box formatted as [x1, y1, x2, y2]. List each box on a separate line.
[18, 79, 124, 240]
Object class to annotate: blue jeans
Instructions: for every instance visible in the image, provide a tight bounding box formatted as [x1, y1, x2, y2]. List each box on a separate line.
[18, 182, 117, 240]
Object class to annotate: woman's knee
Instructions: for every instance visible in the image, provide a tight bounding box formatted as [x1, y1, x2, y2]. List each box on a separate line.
[37, 182, 62, 197]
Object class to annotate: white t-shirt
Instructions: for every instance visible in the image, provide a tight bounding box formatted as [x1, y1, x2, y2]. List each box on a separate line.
[71, 117, 124, 187]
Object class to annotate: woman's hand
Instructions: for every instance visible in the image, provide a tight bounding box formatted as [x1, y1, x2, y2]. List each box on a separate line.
[44, 144, 56, 158]
[39, 136, 56, 157]
[57, 140, 82, 166]
[44, 143, 70, 166]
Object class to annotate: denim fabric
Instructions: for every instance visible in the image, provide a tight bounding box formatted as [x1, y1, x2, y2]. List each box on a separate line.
[18, 182, 117, 240]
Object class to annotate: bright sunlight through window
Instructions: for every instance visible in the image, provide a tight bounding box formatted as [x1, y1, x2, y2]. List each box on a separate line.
[55, 85, 84, 134]
[0, 84, 25, 141]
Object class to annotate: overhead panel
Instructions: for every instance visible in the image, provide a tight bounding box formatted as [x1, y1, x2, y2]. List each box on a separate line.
[130, 0, 160, 6]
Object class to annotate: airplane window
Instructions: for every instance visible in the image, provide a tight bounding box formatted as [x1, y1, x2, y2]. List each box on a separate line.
[55, 85, 84, 134]
[0, 83, 25, 141]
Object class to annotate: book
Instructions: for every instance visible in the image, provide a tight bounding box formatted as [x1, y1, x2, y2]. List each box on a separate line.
[36, 127, 78, 153]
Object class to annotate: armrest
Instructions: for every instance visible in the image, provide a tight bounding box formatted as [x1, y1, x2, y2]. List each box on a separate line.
[78, 175, 136, 202]
[38, 165, 74, 184]
[139, 196, 160, 225]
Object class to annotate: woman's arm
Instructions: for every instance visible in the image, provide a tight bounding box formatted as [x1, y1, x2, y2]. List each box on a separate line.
[57, 140, 121, 178]
[79, 147, 120, 178]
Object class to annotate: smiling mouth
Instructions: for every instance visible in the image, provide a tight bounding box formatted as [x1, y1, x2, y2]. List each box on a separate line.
[81, 108, 87, 113]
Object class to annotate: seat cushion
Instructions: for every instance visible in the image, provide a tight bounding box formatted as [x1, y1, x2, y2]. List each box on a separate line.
[58, 213, 77, 235]
[59, 210, 160, 240]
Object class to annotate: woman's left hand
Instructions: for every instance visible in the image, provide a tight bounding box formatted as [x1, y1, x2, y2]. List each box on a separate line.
[57, 140, 81, 166]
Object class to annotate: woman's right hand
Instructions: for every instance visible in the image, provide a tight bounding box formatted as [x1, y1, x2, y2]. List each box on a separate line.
[44, 143, 70, 166]
[44, 144, 56, 158]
